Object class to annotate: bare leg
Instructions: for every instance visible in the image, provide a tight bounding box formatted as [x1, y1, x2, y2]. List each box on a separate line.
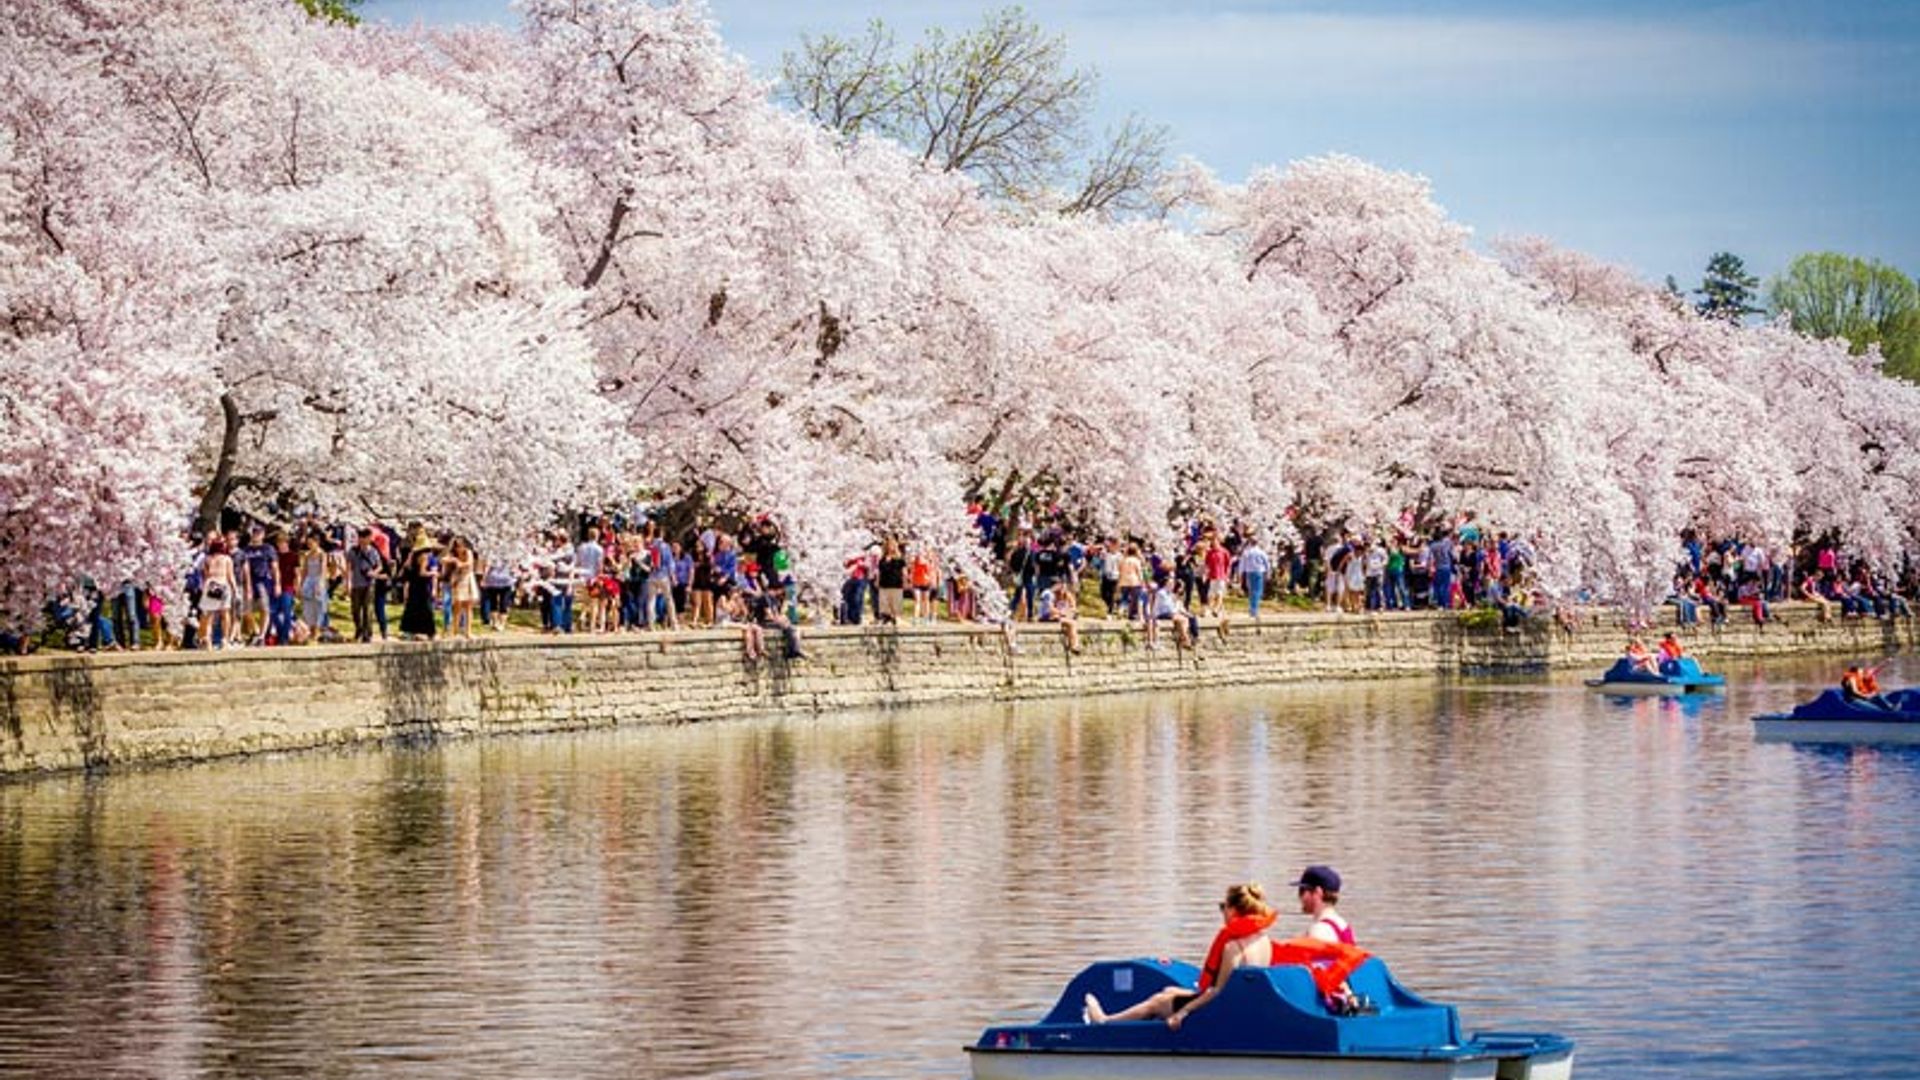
[1087, 986, 1184, 1024]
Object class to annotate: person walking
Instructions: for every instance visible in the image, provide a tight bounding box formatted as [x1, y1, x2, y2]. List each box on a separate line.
[399, 546, 441, 640]
[1239, 537, 1271, 620]
[197, 537, 240, 650]
[876, 539, 907, 625]
[642, 526, 679, 630]
[295, 533, 329, 635]
[1117, 543, 1146, 621]
[346, 529, 383, 643]
[1203, 534, 1232, 620]
[446, 538, 479, 638]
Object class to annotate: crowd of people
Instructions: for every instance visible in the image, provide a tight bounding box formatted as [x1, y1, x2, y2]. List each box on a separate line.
[1666, 530, 1916, 629]
[10, 502, 1917, 660]
[20, 512, 812, 661]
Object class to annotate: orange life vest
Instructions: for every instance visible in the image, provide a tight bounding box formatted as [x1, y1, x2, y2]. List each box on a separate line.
[1862, 669, 1883, 695]
[1198, 911, 1277, 991]
[1843, 670, 1868, 697]
[1268, 936, 1374, 999]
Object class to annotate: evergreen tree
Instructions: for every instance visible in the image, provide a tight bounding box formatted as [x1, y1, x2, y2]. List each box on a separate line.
[1695, 252, 1763, 321]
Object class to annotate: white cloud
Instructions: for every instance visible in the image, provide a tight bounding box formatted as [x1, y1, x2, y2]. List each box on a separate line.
[1069, 9, 1917, 110]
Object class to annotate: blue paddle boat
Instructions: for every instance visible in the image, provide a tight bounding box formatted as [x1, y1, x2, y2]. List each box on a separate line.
[968, 956, 1574, 1080]
[1753, 688, 1920, 745]
[1585, 656, 1725, 695]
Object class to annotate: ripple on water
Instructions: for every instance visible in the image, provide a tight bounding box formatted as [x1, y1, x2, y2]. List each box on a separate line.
[0, 654, 1917, 1077]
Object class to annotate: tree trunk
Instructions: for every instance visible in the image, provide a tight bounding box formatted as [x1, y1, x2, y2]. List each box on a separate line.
[581, 196, 630, 291]
[193, 392, 242, 538]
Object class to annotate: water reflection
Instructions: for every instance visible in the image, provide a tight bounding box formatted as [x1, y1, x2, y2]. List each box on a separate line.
[0, 656, 1916, 1078]
[1590, 689, 1726, 720]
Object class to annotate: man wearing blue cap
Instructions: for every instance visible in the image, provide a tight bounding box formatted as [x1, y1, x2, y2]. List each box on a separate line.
[1294, 865, 1355, 945]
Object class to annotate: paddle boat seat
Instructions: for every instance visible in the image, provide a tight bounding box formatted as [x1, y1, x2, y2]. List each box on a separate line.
[1025, 956, 1464, 1055]
[1787, 687, 1920, 721]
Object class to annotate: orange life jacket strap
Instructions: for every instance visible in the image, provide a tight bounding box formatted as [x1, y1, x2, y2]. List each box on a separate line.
[1268, 936, 1373, 998]
[1198, 911, 1278, 991]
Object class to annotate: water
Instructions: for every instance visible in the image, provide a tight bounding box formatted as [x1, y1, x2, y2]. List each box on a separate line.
[1, 653, 1917, 1078]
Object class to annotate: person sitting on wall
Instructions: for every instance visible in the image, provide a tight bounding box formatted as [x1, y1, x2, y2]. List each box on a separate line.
[1500, 582, 1532, 633]
[1038, 581, 1083, 654]
[749, 584, 808, 661]
[1145, 579, 1197, 651]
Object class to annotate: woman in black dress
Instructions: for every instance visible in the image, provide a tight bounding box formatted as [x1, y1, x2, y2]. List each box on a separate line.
[400, 547, 440, 640]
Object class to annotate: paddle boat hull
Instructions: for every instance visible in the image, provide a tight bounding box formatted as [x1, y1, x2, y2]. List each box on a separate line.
[969, 1044, 1573, 1080]
[1753, 688, 1920, 745]
[968, 958, 1573, 1080]
[1753, 717, 1920, 745]
[1585, 656, 1724, 696]
[1583, 678, 1724, 696]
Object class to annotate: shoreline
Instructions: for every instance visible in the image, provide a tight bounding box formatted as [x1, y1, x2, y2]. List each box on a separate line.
[2, 603, 1911, 778]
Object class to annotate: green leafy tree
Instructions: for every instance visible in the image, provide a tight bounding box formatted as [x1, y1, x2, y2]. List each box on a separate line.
[1768, 252, 1920, 381]
[296, 0, 361, 25]
[1694, 252, 1763, 321]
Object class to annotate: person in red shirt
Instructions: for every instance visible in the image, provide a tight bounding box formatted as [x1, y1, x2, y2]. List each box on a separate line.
[909, 549, 937, 623]
[1203, 536, 1232, 620]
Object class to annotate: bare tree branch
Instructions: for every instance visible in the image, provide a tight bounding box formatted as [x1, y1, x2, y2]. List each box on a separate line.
[782, 8, 1164, 214]
[1059, 114, 1169, 219]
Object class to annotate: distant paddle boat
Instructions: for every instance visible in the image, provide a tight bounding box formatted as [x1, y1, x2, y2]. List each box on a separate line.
[1585, 656, 1725, 695]
[1753, 688, 1920, 746]
[968, 953, 1574, 1080]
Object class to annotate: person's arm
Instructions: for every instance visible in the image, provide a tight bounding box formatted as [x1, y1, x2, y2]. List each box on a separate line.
[1169, 940, 1244, 1031]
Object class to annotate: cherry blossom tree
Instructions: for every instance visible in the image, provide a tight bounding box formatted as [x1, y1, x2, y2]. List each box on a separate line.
[1185, 155, 1709, 603]
[0, 12, 207, 625]
[9, 0, 1920, 631]
[2, 0, 620, 628]
[413, 0, 1011, 596]
[1503, 236, 1920, 572]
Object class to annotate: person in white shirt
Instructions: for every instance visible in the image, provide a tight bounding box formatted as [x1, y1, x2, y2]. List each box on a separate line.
[1294, 865, 1354, 944]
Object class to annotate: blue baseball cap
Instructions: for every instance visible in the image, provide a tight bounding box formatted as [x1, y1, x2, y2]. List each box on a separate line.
[1293, 865, 1342, 892]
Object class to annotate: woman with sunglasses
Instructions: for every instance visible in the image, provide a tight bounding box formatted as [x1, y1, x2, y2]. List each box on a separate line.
[1084, 883, 1276, 1030]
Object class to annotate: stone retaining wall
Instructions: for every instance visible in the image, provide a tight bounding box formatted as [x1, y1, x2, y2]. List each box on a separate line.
[1, 604, 1911, 777]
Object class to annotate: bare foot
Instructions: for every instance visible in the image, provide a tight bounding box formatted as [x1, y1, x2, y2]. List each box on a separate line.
[1084, 992, 1107, 1024]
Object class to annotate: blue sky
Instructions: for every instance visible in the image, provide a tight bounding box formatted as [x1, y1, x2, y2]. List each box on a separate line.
[364, 0, 1920, 289]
